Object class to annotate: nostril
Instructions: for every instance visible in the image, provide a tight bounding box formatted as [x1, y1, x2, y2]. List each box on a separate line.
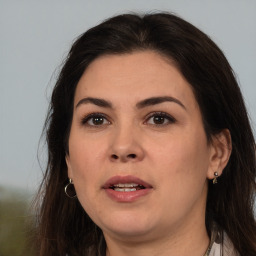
[128, 154, 136, 159]
[110, 153, 137, 161]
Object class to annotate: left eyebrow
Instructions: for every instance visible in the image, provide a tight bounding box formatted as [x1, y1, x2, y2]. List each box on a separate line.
[136, 96, 186, 110]
[75, 97, 113, 109]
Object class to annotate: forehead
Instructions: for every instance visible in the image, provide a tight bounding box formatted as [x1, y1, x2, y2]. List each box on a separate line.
[74, 51, 198, 109]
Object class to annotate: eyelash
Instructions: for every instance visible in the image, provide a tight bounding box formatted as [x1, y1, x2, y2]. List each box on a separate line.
[144, 112, 176, 126]
[80, 112, 176, 127]
[81, 113, 110, 127]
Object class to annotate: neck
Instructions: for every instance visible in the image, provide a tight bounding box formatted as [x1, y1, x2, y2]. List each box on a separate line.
[104, 219, 210, 256]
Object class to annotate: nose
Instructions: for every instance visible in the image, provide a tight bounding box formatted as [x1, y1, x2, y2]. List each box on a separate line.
[109, 125, 145, 163]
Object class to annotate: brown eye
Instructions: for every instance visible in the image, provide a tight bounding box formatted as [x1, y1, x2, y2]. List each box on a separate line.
[152, 116, 166, 124]
[90, 117, 105, 125]
[82, 114, 110, 126]
[146, 112, 176, 126]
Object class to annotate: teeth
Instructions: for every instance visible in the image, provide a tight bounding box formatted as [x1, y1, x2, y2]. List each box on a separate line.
[113, 183, 139, 188]
[114, 188, 137, 192]
[110, 183, 145, 192]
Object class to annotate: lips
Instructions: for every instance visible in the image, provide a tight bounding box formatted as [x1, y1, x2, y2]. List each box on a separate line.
[103, 175, 153, 202]
[103, 175, 152, 190]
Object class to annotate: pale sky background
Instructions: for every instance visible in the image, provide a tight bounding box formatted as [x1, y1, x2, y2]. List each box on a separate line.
[0, 0, 255, 193]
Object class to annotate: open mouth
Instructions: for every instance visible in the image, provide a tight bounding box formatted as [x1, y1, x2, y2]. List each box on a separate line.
[103, 175, 152, 202]
[103, 175, 152, 192]
[109, 183, 146, 192]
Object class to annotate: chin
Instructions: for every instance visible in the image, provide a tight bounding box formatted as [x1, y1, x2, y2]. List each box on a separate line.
[98, 212, 156, 239]
[103, 225, 155, 242]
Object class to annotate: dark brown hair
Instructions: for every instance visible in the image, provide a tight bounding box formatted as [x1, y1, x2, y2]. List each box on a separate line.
[35, 12, 256, 256]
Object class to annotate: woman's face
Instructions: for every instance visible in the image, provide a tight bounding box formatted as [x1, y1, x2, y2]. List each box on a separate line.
[66, 51, 217, 242]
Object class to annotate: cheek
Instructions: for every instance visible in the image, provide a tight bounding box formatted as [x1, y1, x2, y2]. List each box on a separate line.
[69, 132, 106, 174]
[68, 137, 105, 215]
[67, 133, 108, 206]
[150, 128, 210, 188]
[149, 133, 209, 219]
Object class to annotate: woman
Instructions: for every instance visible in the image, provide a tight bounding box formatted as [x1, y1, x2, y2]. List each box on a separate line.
[35, 13, 256, 255]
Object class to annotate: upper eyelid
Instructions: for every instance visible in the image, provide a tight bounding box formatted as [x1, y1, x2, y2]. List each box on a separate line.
[145, 111, 176, 120]
[81, 112, 111, 123]
[145, 112, 177, 125]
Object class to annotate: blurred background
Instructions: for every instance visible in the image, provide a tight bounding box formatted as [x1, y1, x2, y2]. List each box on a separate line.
[1, 0, 255, 255]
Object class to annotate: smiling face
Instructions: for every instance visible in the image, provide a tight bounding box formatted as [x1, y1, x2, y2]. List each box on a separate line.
[66, 51, 218, 243]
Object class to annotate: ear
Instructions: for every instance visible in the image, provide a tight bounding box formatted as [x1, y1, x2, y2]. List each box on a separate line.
[207, 129, 232, 179]
[65, 153, 73, 180]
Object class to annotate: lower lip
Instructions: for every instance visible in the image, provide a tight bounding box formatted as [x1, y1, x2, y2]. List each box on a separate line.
[104, 188, 152, 202]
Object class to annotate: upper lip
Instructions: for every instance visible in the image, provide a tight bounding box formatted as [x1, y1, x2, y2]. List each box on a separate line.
[103, 175, 153, 189]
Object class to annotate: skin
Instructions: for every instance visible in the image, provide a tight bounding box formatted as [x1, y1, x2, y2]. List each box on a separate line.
[66, 51, 231, 256]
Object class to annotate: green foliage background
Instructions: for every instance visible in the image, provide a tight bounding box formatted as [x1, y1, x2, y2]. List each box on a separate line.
[0, 186, 36, 256]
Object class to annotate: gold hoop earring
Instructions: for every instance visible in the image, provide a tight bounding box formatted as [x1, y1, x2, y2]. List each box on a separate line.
[64, 179, 77, 198]
[213, 172, 218, 184]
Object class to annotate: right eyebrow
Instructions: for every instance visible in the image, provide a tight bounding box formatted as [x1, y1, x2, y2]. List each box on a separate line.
[75, 97, 113, 109]
[136, 96, 186, 110]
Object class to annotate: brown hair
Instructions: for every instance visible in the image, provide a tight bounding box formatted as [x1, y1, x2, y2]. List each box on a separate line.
[35, 12, 256, 255]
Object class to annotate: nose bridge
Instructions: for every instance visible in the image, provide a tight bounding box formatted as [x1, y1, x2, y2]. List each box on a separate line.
[109, 119, 144, 162]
